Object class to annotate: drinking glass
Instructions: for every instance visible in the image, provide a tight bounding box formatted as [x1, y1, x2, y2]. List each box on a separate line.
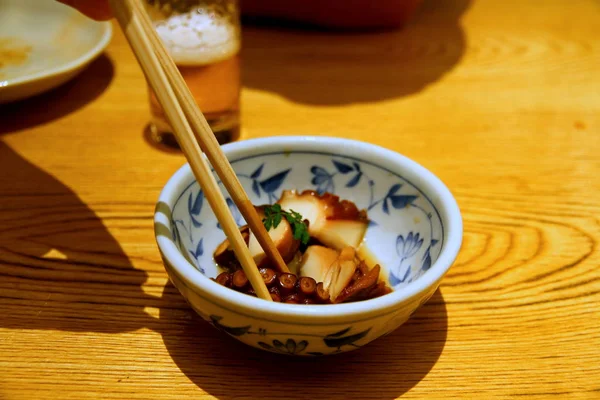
[144, 0, 241, 147]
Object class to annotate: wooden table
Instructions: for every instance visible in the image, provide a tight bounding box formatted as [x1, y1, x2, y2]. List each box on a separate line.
[1, 0, 599, 398]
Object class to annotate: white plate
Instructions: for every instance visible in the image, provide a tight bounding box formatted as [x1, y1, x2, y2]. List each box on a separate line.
[0, 0, 112, 104]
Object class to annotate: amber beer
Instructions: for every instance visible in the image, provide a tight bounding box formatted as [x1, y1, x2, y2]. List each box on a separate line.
[146, 1, 240, 146]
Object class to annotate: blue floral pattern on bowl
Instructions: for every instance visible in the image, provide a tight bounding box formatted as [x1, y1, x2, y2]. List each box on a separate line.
[170, 151, 443, 290]
[162, 259, 433, 356]
[155, 136, 462, 356]
[209, 314, 372, 356]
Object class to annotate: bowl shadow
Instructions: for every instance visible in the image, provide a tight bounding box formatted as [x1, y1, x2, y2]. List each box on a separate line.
[0, 142, 156, 333]
[0, 54, 114, 135]
[1, 140, 448, 393]
[159, 281, 448, 399]
[241, 0, 472, 105]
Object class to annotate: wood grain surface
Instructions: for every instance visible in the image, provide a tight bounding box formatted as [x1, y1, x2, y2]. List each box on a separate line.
[1, 0, 599, 398]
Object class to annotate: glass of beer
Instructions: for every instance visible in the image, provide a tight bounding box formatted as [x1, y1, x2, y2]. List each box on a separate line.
[144, 0, 240, 147]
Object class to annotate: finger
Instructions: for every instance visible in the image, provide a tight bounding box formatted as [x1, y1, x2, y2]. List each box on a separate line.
[58, 0, 113, 21]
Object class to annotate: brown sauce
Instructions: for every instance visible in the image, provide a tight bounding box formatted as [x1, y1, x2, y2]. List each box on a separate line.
[0, 38, 32, 69]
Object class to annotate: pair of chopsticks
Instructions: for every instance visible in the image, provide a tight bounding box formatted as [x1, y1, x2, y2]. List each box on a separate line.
[109, 0, 290, 301]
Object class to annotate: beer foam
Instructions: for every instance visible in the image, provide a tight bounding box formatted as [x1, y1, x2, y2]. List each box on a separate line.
[154, 9, 239, 66]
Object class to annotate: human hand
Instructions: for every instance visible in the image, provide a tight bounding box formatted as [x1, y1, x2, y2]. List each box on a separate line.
[57, 0, 112, 21]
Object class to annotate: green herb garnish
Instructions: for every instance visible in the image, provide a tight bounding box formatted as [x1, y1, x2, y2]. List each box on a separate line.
[262, 204, 310, 245]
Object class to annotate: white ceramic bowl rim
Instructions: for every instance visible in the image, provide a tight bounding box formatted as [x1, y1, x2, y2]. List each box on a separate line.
[155, 136, 462, 323]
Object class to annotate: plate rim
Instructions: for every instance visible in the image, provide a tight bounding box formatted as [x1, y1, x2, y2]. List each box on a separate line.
[0, 19, 113, 88]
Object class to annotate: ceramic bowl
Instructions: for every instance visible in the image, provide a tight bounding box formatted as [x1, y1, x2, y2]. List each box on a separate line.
[0, 0, 112, 104]
[154, 136, 462, 356]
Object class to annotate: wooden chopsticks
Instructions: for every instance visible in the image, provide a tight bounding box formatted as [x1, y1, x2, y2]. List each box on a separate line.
[109, 0, 289, 301]
[128, 0, 291, 275]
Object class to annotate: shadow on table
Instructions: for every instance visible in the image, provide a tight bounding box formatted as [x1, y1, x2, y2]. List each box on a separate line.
[0, 141, 448, 395]
[242, 0, 471, 105]
[0, 54, 114, 135]
[0, 142, 157, 333]
[159, 282, 448, 400]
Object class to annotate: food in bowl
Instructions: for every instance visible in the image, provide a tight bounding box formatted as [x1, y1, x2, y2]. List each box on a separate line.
[154, 136, 462, 356]
[212, 190, 392, 304]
